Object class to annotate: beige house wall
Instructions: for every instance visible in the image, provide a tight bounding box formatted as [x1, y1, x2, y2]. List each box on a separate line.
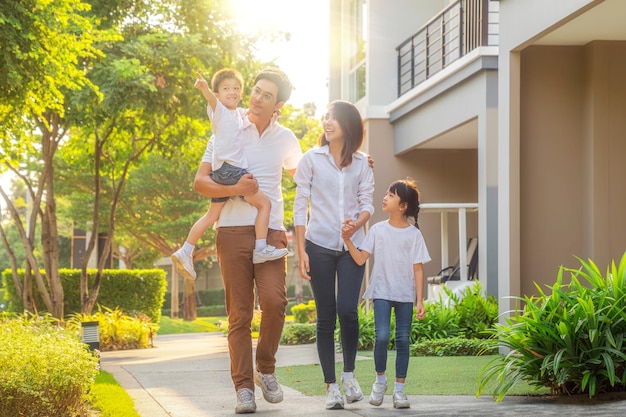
[364, 118, 478, 281]
[519, 41, 626, 295]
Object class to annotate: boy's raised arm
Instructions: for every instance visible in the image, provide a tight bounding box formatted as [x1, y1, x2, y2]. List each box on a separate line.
[194, 72, 218, 111]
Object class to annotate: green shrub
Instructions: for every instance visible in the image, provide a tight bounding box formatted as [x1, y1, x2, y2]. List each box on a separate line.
[0, 314, 99, 417]
[444, 282, 498, 339]
[291, 299, 316, 323]
[1, 269, 167, 322]
[281, 323, 316, 345]
[411, 336, 497, 356]
[69, 307, 156, 351]
[479, 253, 626, 401]
[411, 300, 461, 341]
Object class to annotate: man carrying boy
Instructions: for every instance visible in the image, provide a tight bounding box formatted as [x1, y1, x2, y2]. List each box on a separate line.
[171, 69, 288, 281]
[193, 68, 302, 414]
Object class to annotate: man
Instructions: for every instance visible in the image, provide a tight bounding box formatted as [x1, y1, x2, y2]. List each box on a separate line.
[193, 68, 302, 414]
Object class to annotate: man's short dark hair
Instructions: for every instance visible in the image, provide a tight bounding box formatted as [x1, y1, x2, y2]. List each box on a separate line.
[254, 68, 293, 103]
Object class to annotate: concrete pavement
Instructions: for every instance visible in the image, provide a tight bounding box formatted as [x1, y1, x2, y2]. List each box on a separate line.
[100, 333, 626, 416]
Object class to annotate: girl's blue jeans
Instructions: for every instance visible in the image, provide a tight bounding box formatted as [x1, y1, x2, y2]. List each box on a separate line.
[306, 240, 365, 384]
[373, 299, 414, 379]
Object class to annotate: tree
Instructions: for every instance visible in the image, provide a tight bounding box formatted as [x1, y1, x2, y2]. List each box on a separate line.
[57, 0, 265, 319]
[0, 0, 109, 318]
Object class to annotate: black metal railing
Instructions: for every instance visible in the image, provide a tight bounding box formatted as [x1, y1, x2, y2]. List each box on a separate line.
[396, 0, 490, 97]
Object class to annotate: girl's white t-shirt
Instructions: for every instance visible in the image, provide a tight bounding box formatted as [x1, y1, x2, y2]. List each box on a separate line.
[360, 220, 431, 303]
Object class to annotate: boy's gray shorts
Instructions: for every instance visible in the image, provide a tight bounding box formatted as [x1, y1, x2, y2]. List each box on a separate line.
[210, 162, 249, 203]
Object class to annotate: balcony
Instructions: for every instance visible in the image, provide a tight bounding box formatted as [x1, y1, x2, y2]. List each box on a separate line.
[396, 0, 499, 97]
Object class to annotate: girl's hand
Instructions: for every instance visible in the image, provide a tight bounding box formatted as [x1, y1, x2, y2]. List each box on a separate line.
[342, 219, 357, 239]
[298, 251, 311, 281]
[415, 302, 425, 320]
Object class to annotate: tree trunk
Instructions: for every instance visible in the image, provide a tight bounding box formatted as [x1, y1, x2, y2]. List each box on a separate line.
[182, 279, 197, 321]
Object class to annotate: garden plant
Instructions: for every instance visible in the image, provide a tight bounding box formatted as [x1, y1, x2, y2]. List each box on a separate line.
[479, 253, 626, 400]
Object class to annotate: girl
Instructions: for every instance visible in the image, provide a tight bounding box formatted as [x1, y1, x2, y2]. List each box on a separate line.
[342, 177, 430, 409]
[294, 100, 375, 410]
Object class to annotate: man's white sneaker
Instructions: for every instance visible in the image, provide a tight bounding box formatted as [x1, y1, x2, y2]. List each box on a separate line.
[171, 248, 196, 281]
[252, 245, 289, 264]
[392, 391, 410, 409]
[325, 384, 344, 410]
[369, 382, 387, 406]
[254, 371, 283, 403]
[341, 377, 364, 403]
[235, 388, 256, 414]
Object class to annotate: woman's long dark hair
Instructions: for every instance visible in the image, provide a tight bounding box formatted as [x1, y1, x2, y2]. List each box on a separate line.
[388, 177, 421, 228]
[319, 100, 364, 168]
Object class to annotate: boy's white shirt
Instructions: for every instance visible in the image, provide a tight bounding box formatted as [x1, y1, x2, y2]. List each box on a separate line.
[207, 101, 250, 171]
[360, 220, 431, 303]
[202, 113, 302, 230]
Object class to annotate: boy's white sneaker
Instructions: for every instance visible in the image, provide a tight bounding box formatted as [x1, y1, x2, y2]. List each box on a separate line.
[341, 377, 364, 403]
[325, 384, 344, 410]
[252, 245, 289, 264]
[369, 382, 387, 406]
[171, 248, 196, 281]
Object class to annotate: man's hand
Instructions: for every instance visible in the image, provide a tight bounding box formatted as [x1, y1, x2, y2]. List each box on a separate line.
[367, 154, 375, 170]
[235, 173, 259, 197]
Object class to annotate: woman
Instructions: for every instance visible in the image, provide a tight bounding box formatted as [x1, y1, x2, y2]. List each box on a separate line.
[294, 100, 375, 410]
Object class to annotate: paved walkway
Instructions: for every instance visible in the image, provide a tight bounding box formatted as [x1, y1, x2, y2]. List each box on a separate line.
[101, 333, 626, 416]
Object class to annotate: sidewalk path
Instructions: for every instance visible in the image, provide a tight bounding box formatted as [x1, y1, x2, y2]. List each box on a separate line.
[101, 333, 625, 416]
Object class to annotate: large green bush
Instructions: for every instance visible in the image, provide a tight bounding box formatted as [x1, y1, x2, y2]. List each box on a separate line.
[0, 315, 100, 417]
[479, 253, 626, 400]
[2, 268, 167, 322]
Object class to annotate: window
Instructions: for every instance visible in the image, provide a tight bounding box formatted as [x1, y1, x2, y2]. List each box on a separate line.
[348, 0, 366, 102]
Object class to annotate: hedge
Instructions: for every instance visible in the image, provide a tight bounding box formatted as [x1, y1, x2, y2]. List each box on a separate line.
[1, 269, 167, 323]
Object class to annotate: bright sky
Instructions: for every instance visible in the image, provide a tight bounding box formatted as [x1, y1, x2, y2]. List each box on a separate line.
[0, 2, 331, 201]
[230, 0, 330, 115]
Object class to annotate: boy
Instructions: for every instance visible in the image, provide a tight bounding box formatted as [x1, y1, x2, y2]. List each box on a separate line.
[171, 69, 288, 281]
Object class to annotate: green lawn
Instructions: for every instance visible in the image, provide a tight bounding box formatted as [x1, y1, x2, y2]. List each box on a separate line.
[276, 350, 549, 398]
[157, 316, 227, 334]
[90, 370, 141, 417]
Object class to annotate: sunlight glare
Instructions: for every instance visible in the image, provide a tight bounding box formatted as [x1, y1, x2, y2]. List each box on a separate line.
[227, 0, 330, 113]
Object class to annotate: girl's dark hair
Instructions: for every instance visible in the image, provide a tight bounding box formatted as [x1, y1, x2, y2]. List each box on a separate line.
[389, 177, 421, 228]
[319, 100, 364, 168]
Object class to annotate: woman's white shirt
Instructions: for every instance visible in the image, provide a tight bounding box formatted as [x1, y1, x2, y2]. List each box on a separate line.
[294, 145, 375, 250]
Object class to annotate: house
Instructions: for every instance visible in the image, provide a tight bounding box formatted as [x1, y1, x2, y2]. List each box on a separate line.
[328, 0, 626, 316]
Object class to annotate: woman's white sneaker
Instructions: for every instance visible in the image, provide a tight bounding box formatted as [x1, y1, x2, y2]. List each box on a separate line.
[325, 384, 344, 409]
[341, 377, 364, 403]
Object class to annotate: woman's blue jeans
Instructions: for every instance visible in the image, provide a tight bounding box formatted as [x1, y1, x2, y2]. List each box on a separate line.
[306, 240, 365, 384]
[373, 299, 414, 379]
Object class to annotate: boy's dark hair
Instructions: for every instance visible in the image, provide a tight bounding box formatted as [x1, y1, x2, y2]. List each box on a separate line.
[389, 177, 421, 228]
[319, 100, 364, 168]
[254, 67, 293, 103]
[211, 68, 244, 92]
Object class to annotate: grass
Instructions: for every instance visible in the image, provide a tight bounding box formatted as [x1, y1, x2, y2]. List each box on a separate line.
[89, 370, 141, 417]
[275, 349, 550, 398]
[157, 316, 226, 334]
